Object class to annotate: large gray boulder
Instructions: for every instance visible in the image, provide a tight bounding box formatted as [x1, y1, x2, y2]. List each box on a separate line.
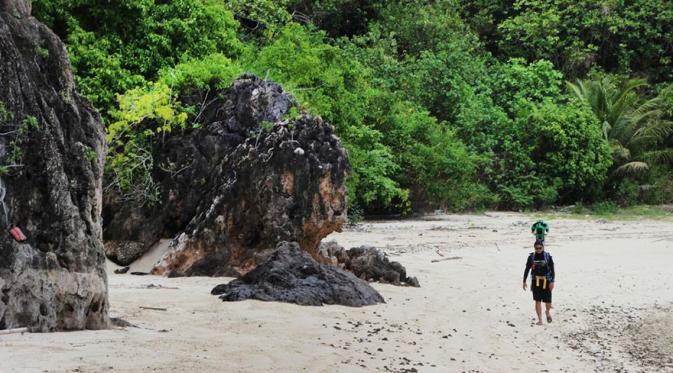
[0, 0, 108, 331]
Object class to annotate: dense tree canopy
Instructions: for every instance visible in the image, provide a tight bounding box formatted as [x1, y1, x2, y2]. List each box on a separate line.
[32, 0, 673, 214]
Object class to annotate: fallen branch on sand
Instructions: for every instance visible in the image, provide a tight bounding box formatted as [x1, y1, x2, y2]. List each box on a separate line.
[139, 306, 167, 311]
[145, 284, 179, 290]
[431, 256, 462, 263]
[0, 327, 28, 335]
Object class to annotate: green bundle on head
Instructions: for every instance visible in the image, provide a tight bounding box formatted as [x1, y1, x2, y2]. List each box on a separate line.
[531, 220, 549, 241]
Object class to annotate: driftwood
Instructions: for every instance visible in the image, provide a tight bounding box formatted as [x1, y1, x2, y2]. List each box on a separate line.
[0, 327, 28, 335]
[139, 306, 167, 311]
[431, 256, 462, 263]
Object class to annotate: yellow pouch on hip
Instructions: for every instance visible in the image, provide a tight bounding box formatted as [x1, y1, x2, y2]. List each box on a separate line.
[535, 276, 547, 290]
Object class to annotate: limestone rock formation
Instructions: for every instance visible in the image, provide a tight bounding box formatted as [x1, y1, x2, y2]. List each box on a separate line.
[104, 75, 350, 276]
[319, 241, 420, 287]
[211, 241, 384, 306]
[0, 0, 108, 331]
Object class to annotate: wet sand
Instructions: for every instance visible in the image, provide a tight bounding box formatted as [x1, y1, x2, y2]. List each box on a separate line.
[1, 212, 672, 372]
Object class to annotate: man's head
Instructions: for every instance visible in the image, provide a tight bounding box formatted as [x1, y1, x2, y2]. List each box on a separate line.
[534, 240, 544, 252]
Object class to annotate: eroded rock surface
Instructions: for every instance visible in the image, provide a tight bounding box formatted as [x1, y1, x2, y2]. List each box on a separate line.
[104, 75, 349, 276]
[211, 242, 384, 306]
[319, 241, 420, 287]
[104, 241, 145, 267]
[0, 0, 108, 331]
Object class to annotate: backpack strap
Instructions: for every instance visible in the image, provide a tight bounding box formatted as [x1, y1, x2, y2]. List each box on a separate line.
[543, 251, 551, 279]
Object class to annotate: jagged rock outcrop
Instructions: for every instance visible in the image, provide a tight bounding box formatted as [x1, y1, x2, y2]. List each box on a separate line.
[319, 241, 420, 287]
[211, 241, 384, 306]
[104, 75, 350, 276]
[0, 0, 29, 18]
[0, 0, 108, 331]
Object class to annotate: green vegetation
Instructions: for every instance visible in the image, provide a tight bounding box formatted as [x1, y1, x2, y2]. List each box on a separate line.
[106, 82, 189, 205]
[533, 203, 672, 221]
[36, 46, 50, 60]
[0, 102, 14, 122]
[32, 0, 673, 215]
[0, 113, 40, 175]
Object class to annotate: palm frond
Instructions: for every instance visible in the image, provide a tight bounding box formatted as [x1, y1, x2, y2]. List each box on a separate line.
[601, 120, 611, 140]
[631, 120, 673, 144]
[612, 161, 649, 178]
[613, 78, 648, 105]
[643, 149, 673, 164]
[613, 90, 665, 146]
[565, 80, 585, 101]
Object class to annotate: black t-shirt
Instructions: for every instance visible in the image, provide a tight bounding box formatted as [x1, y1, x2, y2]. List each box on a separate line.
[523, 252, 555, 283]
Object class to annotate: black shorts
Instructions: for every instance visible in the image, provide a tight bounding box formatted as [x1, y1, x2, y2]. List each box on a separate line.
[532, 285, 552, 303]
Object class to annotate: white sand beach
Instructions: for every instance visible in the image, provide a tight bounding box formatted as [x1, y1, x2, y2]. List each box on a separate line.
[1, 212, 672, 373]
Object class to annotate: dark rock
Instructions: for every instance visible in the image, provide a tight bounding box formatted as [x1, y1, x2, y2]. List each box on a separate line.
[0, 1, 108, 331]
[318, 239, 349, 266]
[211, 241, 384, 306]
[348, 245, 407, 284]
[110, 317, 134, 328]
[406, 276, 420, 287]
[114, 266, 130, 274]
[104, 75, 349, 276]
[0, 0, 29, 18]
[105, 241, 145, 266]
[318, 241, 420, 287]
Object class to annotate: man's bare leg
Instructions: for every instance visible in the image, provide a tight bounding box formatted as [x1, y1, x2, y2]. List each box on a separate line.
[545, 303, 552, 323]
[535, 301, 543, 325]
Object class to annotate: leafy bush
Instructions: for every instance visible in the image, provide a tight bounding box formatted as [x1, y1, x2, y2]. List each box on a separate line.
[371, 0, 476, 58]
[249, 24, 408, 212]
[519, 100, 612, 203]
[34, 0, 243, 113]
[250, 23, 482, 213]
[159, 54, 243, 92]
[106, 83, 189, 205]
[286, 0, 384, 37]
[495, 0, 673, 81]
[0, 113, 41, 175]
[488, 59, 564, 116]
[592, 201, 618, 214]
[224, 0, 292, 42]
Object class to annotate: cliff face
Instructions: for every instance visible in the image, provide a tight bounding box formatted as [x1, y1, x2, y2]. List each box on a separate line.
[0, 0, 30, 18]
[0, 0, 108, 331]
[104, 76, 350, 276]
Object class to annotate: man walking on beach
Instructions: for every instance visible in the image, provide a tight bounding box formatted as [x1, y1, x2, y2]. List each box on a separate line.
[523, 240, 555, 325]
